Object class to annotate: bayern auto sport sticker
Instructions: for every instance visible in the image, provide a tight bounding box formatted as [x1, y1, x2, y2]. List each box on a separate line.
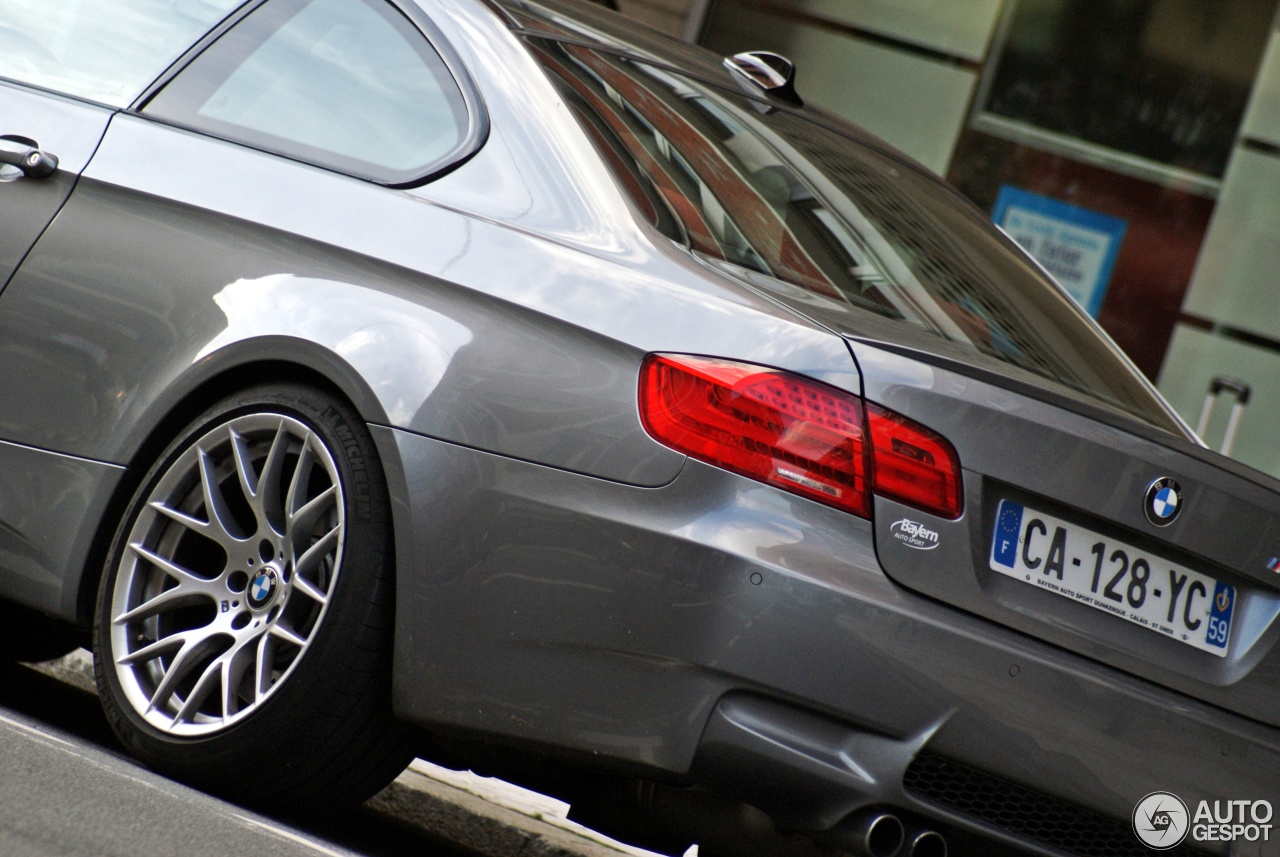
[890, 518, 939, 550]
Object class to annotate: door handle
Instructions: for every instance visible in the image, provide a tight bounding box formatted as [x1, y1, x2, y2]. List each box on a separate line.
[0, 138, 58, 179]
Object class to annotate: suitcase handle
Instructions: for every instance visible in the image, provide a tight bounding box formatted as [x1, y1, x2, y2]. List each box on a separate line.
[1196, 375, 1251, 455]
[1208, 376, 1251, 405]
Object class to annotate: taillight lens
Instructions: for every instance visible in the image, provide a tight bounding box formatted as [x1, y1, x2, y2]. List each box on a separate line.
[866, 404, 962, 518]
[639, 354, 962, 519]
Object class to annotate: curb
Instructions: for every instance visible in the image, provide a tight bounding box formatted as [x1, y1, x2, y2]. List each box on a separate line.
[27, 651, 666, 857]
[368, 768, 641, 857]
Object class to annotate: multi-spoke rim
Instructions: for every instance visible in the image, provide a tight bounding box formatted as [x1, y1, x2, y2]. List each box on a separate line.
[110, 412, 345, 737]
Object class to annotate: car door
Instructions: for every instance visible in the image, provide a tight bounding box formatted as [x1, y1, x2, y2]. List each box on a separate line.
[0, 75, 110, 291]
[0, 1, 248, 289]
[0, 0, 244, 615]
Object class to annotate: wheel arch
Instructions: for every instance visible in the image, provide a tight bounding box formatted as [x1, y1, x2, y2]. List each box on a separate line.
[88, 370, 413, 808]
[71, 346, 391, 628]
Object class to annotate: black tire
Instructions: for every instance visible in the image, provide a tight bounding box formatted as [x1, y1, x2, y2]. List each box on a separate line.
[0, 600, 80, 663]
[93, 383, 412, 813]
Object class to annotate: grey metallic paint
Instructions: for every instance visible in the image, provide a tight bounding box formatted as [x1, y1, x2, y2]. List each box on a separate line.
[384, 425, 1280, 846]
[0, 81, 111, 289]
[856, 340, 1280, 727]
[0, 442, 122, 617]
[0, 0, 1275, 850]
[0, 10, 859, 624]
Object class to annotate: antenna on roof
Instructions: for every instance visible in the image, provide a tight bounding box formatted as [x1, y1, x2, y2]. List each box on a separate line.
[724, 51, 803, 106]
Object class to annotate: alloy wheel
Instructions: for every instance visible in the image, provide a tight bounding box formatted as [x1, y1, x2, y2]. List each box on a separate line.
[108, 412, 344, 736]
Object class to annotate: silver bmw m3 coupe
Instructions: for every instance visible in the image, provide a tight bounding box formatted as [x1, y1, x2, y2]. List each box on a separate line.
[0, 0, 1272, 854]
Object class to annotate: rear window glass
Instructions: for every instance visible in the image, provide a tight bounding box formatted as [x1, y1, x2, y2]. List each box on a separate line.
[527, 38, 1180, 431]
[0, 0, 241, 106]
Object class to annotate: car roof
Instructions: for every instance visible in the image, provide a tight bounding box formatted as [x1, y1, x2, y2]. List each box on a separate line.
[492, 0, 731, 78]
[490, 0, 958, 193]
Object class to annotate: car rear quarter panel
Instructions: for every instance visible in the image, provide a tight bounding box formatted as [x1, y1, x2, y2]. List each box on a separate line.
[0, 1, 857, 621]
[0, 113, 855, 475]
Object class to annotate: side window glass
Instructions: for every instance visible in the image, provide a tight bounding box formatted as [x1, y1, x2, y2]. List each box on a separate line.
[0, 0, 242, 107]
[144, 0, 471, 183]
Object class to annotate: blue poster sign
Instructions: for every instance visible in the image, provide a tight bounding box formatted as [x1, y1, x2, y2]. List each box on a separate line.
[992, 186, 1128, 317]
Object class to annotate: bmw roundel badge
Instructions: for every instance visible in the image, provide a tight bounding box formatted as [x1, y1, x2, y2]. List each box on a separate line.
[248, 568, 278, 609]
[1144, 477, 1182, 527]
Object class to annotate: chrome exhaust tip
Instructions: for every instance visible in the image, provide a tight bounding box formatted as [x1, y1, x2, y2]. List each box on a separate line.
[908, 829, 947, 857]
[845, 811, 905, 857]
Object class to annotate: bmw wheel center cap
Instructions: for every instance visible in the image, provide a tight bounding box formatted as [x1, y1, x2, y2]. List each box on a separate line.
[248, 567, 280, 609]
[1144, 477, 1183, 527]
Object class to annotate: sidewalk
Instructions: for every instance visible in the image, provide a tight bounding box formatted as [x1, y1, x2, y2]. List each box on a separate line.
[371, 761, 685, 857]
[30, 651, 688, 857]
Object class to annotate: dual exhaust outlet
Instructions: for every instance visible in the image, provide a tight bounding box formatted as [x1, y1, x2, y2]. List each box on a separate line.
[563, 775, 946, 857]
[843, 811, 947, 857]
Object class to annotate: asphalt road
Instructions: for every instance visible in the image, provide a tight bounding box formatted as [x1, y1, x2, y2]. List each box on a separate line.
[0, 661, 475, 857]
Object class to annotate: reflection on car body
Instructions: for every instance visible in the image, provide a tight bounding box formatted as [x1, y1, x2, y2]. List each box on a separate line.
[0, 1, 1275, 855]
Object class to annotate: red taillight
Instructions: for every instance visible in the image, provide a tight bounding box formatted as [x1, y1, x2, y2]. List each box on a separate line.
[640, 354, 871, 515]
[866, 403, 963, 518]
[639, 354, 962, 519]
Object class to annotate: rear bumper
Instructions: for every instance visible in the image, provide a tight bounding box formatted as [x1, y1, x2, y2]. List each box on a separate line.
[376, 426, 1278, 856]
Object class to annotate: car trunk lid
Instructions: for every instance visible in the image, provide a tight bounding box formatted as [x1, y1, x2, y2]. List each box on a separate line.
[850, 337, 1280, 728]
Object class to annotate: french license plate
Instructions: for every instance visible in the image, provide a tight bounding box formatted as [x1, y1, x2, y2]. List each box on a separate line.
[990, 500, 1234, 656]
